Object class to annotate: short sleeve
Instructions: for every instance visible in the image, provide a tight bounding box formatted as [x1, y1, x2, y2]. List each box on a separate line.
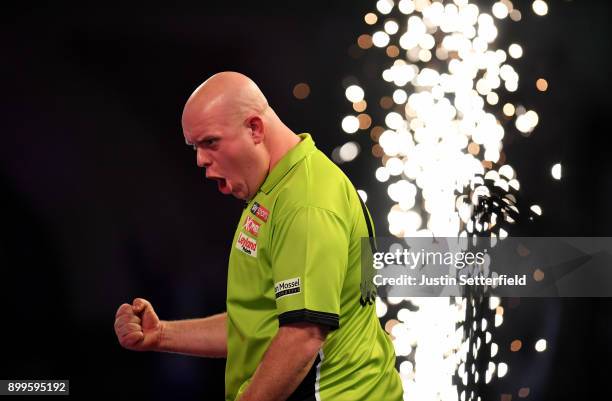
[270, 206, 348, 330]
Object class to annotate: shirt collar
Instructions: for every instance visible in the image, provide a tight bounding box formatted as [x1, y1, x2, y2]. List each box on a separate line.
[259, 133, 316, 195]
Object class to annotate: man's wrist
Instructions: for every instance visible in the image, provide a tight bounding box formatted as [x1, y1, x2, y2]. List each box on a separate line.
[155, 320, 169, 352]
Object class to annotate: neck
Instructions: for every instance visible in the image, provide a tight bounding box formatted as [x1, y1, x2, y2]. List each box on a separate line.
[267, 127, 300, 171]
[247, 127, 299, 202]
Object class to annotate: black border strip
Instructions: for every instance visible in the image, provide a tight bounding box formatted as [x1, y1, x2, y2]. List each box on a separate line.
[356, 187, 377, 252]
[278, 309, 339, 330]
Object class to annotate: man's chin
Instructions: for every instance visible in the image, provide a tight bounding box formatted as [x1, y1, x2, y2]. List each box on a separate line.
[228, 186, 249, 200]
[232, 190, 249, 201]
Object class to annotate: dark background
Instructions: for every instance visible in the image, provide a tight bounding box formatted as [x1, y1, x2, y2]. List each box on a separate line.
[1, 1, 611, 400]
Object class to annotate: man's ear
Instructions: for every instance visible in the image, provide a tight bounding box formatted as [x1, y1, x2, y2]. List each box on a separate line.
[247, 116, 264, 144]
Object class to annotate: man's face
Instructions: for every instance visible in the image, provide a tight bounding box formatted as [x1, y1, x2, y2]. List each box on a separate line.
[183, 111, 267, 200]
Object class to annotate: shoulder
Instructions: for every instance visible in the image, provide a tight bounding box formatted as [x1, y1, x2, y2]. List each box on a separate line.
[273, 149, 357, 219]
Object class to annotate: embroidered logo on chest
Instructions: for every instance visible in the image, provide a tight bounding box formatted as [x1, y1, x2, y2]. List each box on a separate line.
[243, 216, 261, 237]
[250, 202, 270, 222]
[236, 232, 257, 257]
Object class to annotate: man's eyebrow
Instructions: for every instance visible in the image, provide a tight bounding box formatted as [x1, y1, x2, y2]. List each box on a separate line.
[185, 134, 218, 150]
[196, 134, 219, 144]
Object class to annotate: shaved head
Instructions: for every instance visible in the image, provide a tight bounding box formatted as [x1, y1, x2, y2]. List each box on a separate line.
[182, 71, 269, 132]
[181, 71, 299, 200]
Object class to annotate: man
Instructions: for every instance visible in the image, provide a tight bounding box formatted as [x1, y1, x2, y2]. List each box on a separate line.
[114, 72, 403, 401]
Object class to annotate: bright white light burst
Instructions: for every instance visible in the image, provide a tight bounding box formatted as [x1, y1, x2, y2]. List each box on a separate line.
[338, 1, 547, 400]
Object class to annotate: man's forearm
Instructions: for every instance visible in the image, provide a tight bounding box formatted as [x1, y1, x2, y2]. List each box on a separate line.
[238, 323, 327, 401]
[158, 312, 227, 358]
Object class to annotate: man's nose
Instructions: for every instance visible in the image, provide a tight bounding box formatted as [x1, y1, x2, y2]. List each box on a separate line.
[196, 148, 211, 168]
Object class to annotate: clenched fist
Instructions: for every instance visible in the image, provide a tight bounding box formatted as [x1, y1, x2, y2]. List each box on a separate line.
[114, 298, 163, 351]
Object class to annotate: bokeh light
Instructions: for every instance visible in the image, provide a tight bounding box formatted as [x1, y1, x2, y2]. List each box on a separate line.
[551, 163, 562, 180]
[292, 83, 310, 100]
[365, 12, 378, 25]
[340, 2, 547, 399]
[536, 78, 549, 92]
[532, 0, 549, 16]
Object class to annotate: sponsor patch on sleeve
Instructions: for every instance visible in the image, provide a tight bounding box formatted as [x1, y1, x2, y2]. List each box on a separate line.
[274, 277, 301, 299]
[250, 202, 270, 222]
[236, 232, 257, 257]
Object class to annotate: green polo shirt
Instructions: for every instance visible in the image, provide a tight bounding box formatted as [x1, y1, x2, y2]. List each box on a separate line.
[225, 133, 403, 401]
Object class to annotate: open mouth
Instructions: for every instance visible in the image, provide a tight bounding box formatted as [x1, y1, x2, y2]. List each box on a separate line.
[211, 177, 231, 195]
